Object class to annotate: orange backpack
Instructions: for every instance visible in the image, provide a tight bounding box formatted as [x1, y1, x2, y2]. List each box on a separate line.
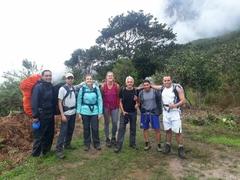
[19, 74, 42, 116]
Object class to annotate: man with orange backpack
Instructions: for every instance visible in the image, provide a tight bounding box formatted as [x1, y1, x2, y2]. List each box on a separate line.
[100, 71, 120, 147]
[31, 70, 55, 157]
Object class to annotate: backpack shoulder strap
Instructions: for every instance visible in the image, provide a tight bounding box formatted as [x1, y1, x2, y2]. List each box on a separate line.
[172, 84, 179, 98]
[62, 85, 70, 101]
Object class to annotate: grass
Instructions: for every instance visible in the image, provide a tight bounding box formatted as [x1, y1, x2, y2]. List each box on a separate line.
[1, 111, 240, 180]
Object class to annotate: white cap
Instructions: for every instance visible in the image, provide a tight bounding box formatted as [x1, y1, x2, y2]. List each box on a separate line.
[65, 73, 74, 78]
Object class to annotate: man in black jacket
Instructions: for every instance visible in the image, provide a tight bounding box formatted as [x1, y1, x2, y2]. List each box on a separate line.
[31, 70, 54, 157]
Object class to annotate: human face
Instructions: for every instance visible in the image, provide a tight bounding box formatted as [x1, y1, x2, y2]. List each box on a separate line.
[66, 76, 74, 85]
[163, 76, 172, 88]
[42, 71, 52, 83]
[143, 82, 151, 91]
[125, 78, 134, 89]
[106, 72, 114, 82]
[85, 75, 93, 86]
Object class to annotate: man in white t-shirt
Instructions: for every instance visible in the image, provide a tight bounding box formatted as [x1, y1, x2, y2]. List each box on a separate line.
[151, 75, 186, 158]
[55, 73, 76, 159]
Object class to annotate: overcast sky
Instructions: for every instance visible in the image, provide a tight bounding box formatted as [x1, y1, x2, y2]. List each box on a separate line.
[0, 0, 240, 83]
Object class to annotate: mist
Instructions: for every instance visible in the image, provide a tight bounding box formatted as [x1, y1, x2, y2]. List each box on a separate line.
[159, 0, 240, 43]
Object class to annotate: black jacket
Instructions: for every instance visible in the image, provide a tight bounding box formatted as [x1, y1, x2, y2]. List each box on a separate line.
[31, 78, 53, 118]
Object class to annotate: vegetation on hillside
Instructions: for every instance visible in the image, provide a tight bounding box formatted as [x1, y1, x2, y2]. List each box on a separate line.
[1, 11, 240, 116]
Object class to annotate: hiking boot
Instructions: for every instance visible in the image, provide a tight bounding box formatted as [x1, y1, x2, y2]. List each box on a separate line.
[106, 138, 111, 147]
[130, 144, 138, 150]
[157, 144, 162, 152]
[84, 146, 90, 151]
[114, 146, 121, 153]
[144, 142, 151, 151]
[56, 152, 66, 159]
[94, 146, 101, 150]
[178, 147, 186, 158]
[111, 137, 117, 146]
[163, 144, 171, 154]
[64, 145, 76, 150]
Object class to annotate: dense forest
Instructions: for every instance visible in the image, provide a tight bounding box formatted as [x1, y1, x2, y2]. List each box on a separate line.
[1, 10, 240, 116]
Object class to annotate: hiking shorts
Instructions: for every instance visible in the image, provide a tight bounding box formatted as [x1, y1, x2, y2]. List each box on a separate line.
[162, 109, 182, 133]
[140, 113, 160, 129]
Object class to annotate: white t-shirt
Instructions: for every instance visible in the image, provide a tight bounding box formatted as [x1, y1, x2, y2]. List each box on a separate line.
[58, 86, 76, 115]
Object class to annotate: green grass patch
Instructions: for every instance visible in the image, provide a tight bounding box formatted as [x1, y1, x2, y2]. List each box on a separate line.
[208, 137, 240, 147]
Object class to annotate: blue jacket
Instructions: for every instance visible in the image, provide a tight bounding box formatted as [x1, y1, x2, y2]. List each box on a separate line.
[77, 84, 103, 115]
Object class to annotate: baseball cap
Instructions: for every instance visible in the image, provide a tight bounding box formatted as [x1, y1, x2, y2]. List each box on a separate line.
[65, 73, 74, 78]
[32, 121, 40, 130]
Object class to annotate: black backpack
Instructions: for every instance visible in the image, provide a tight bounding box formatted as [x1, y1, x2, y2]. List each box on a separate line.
[53, 82, 76, 115]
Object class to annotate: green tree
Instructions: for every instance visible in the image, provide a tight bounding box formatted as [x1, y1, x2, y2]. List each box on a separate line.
[0, 59, 41, 116]
[112, 58, 139, 87]
[96, 10, 176, 60]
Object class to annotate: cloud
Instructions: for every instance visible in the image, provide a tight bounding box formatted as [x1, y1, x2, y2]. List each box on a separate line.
[161, 0, 240, 43]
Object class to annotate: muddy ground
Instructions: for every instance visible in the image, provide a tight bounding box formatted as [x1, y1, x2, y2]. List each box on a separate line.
[1, 106, 240, 179]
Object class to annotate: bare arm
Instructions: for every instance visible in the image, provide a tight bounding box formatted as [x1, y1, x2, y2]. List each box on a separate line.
[150, 85, 162, 90]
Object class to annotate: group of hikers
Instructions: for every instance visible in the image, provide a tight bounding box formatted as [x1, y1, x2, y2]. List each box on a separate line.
[30, 70, 186, 159]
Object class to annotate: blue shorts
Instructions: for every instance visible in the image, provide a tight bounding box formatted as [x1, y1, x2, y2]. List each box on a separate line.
[140, 113, 160, 129]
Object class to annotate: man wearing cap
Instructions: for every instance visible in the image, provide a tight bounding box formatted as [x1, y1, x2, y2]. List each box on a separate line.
[55, 72, 77, 159]
[31, 70, 55, 157]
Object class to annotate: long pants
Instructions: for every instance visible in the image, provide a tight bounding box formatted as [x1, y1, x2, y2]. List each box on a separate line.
[32, 115, 54, 157]
[82, 114, 100, 147]
[103, 107, 118, 139]
[116, 112, 137, 148]
[56, 114, 76, 153]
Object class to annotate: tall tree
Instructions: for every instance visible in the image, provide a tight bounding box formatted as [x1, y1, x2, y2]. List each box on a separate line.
[96, 10, 176, 60]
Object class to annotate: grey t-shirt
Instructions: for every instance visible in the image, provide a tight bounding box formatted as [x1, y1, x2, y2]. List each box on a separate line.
[139, 89, 157, 110]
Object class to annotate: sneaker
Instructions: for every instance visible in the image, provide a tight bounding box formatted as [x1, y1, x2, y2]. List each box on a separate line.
[114, 146, 121, 153]
[94, 146, 101, 150]
[130, 144, 138, 150]
[56, 152, 66, 159]
[144, 142, 151, 151]
[178, 147, 186, 158]
[106, 138, 111, 147]
[163, 144, 171, 154]
[84, 146, 90, 151]
[64, 145, 76, 150]
[111, 137, 117, 146]
[157, 144, 162, 152]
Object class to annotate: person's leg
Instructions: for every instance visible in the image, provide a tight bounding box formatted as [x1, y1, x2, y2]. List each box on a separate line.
[151, 114, 161, 144]
[56, 116, 69, 153]
[141, 114, 151, 150]
[129, 112, 137, 147]
[103, 107, 111, 146]
[82, 115, 91, 149]
[32, 118, 49, 157]
[110, 108, 118, 145]
[42, 115, 54, 154]
[172, 114, 186, 158]
[64, 114, 76, 148]
[115, 113, 126, 152]
[162, 111, 172, 154]
[91, 115, 101, 149]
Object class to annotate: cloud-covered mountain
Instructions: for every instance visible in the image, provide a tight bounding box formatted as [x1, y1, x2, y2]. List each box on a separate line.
[161, 0, 240, 43]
